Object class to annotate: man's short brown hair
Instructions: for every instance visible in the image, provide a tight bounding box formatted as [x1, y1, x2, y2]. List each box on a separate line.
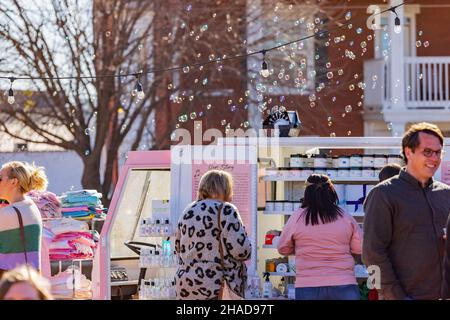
[402, 122, 444, 164]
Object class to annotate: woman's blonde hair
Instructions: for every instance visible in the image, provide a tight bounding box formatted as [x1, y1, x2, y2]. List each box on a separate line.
[197, 170, 233, 202]
[3, 161, 48, 193]
[0, 265, 53, 300]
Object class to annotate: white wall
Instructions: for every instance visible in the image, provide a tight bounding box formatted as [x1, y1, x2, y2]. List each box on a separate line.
[0, 151, 83, 195]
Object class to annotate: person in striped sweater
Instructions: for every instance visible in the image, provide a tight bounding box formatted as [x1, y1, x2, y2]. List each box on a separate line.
[0, 161, 48, 277]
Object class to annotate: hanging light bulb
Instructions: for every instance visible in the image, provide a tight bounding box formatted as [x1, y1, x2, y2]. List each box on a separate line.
[394, 16, 402, 34]
[133, 74, 145, 99]
[7, 77, 15, 105]
[390, 7, 402, 34]
[260, 51, 270, 78]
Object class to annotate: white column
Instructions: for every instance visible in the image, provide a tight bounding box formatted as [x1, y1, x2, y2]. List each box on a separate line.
[390, 121, 405, 137]
[389, 0, 405, 110]
[246, 0, 263, 131]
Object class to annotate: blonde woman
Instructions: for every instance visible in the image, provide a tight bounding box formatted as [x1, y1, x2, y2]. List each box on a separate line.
[0, 265, 53, 300]
[175, 170, 251, 300]
[0, 161, 48, 276]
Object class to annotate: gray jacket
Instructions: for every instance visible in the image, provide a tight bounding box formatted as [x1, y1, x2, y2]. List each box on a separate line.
[363, 169, 449, 300]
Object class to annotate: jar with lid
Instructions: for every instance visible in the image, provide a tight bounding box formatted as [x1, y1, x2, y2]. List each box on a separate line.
[387, 155, 403, 165]
[338, 156, 350, 168]
[313, 154, 329, 168]
[313, 167, 327, 175]
[362, 155, 375, 167]
[301, 168, 314, 179]
[350, 155, 363, 167]
[326, 168, 338, 179]
[337, 168, 350, 178]
[349, 167, 363, 178]
[284, 201, 294, 212]
[332, 156, 340, 168]
[304, 156, 315, 168]
[373, 155, 388, 168]
[290, 154, 304, 168]
[273, 201, 284, 212]
[362, 167, 375, 179]
[265, 201, 274, 212]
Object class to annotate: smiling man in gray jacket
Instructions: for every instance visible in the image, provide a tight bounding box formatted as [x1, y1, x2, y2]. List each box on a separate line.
[363, 123, 450, 300]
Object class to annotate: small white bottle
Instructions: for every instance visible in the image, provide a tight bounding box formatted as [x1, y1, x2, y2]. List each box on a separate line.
[163, 219, 172, 236]
[145, 217, 154, 236]
[152, 219, 161, 235]
[154, 250, 161, 267]
[262, 273, 273, 299]
[139, 219, 147, 237]
[169, 280, 176, 299]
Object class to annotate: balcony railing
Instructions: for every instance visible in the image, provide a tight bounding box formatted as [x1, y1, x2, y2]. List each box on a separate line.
[405, 57, 450, 109]
[364, 57, 450, 110]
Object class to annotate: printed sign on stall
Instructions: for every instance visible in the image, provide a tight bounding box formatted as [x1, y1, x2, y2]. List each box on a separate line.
[192, 163, 252, 237]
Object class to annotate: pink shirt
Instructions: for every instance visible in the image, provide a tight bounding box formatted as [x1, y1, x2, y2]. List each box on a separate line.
[277, 208, 363, 288]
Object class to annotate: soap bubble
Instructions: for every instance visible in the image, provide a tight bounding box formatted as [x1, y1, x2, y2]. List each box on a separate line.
[231, 105, 236, 112]
[327, 72, 334, 79]
[330, 132, 336, 137]
[416, 41, 422, 47]
[345, 12, 352, 21]
[206, 104, 212, 110]
[183, 66, 190, 73]
[356, 28, 363, 34]
[179, 114, 188, 122]
[345, 105, 352, 113]
[347, 131, 352, 136]
[221, 119, 227, 126]
[338, 69, 344, 75]
[200, 24, 208, 32]
[423, 41, 429, 47]
[190, 112, 197, 119]
[84, 128, 91, 135]
[309, 94, 316, 102]
[349, 84, 355, 91]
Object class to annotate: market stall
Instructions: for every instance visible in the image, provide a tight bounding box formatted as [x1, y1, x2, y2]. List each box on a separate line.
[91, 137, 450, 300]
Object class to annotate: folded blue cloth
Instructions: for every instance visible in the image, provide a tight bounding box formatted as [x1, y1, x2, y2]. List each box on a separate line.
[61, 195, 101, 204]
[63, 190, 101, 197]
[62, 211, 91, 217]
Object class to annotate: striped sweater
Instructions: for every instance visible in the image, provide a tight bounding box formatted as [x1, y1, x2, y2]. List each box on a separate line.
[0, 198, 42, 271]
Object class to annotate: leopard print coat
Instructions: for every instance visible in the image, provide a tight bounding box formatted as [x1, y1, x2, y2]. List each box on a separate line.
[175, 199, 252, 300]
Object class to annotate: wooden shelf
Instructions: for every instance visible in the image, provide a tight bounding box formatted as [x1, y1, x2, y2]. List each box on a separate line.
[268, 272, 296, 277]
[111, 280, 139, 287]
[261, 210, 365, 217]
[262, 174, 378, 183]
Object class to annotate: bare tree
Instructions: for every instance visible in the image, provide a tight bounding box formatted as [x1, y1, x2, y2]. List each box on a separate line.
[0, 0, 364, 202]
[0, 0, 202, 202]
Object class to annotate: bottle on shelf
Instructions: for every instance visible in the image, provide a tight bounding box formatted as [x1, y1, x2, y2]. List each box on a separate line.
[152, 219, 161, 235]
[139, 219, 147, 237]
[163, 218, 172, 235]
[262, 272, 273, 299]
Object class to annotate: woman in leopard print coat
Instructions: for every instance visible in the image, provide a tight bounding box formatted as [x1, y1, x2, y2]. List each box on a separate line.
[175, 170, 252, 300]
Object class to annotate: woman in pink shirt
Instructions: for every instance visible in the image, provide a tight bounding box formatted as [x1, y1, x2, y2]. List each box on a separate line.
[277, 174, 363, 300]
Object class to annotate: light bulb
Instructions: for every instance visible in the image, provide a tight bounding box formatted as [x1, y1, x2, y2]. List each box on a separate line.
[260, 60, 270, 78]
[137, 90, 145, 100]
[394, 17, 401, 34]
[7, 88, 14, 104]
[135, 79, 145, 99]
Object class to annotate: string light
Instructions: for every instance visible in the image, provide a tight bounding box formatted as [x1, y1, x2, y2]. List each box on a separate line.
[390, 7, 402, 34]
[133, 74, 145, 99]
[260, 50, 270, 78]
[7, 77, 15, 105]
[0, 2, 405, 97]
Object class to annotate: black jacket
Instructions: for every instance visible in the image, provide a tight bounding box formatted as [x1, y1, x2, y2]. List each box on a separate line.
[443, 215, 450, 299]
[363, 169, 449, 300]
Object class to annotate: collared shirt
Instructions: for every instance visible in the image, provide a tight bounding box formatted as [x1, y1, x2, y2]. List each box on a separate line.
[363, 169, 449, 300]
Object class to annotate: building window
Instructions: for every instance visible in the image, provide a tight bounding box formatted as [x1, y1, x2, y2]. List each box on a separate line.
[256, 1, 316, 95]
